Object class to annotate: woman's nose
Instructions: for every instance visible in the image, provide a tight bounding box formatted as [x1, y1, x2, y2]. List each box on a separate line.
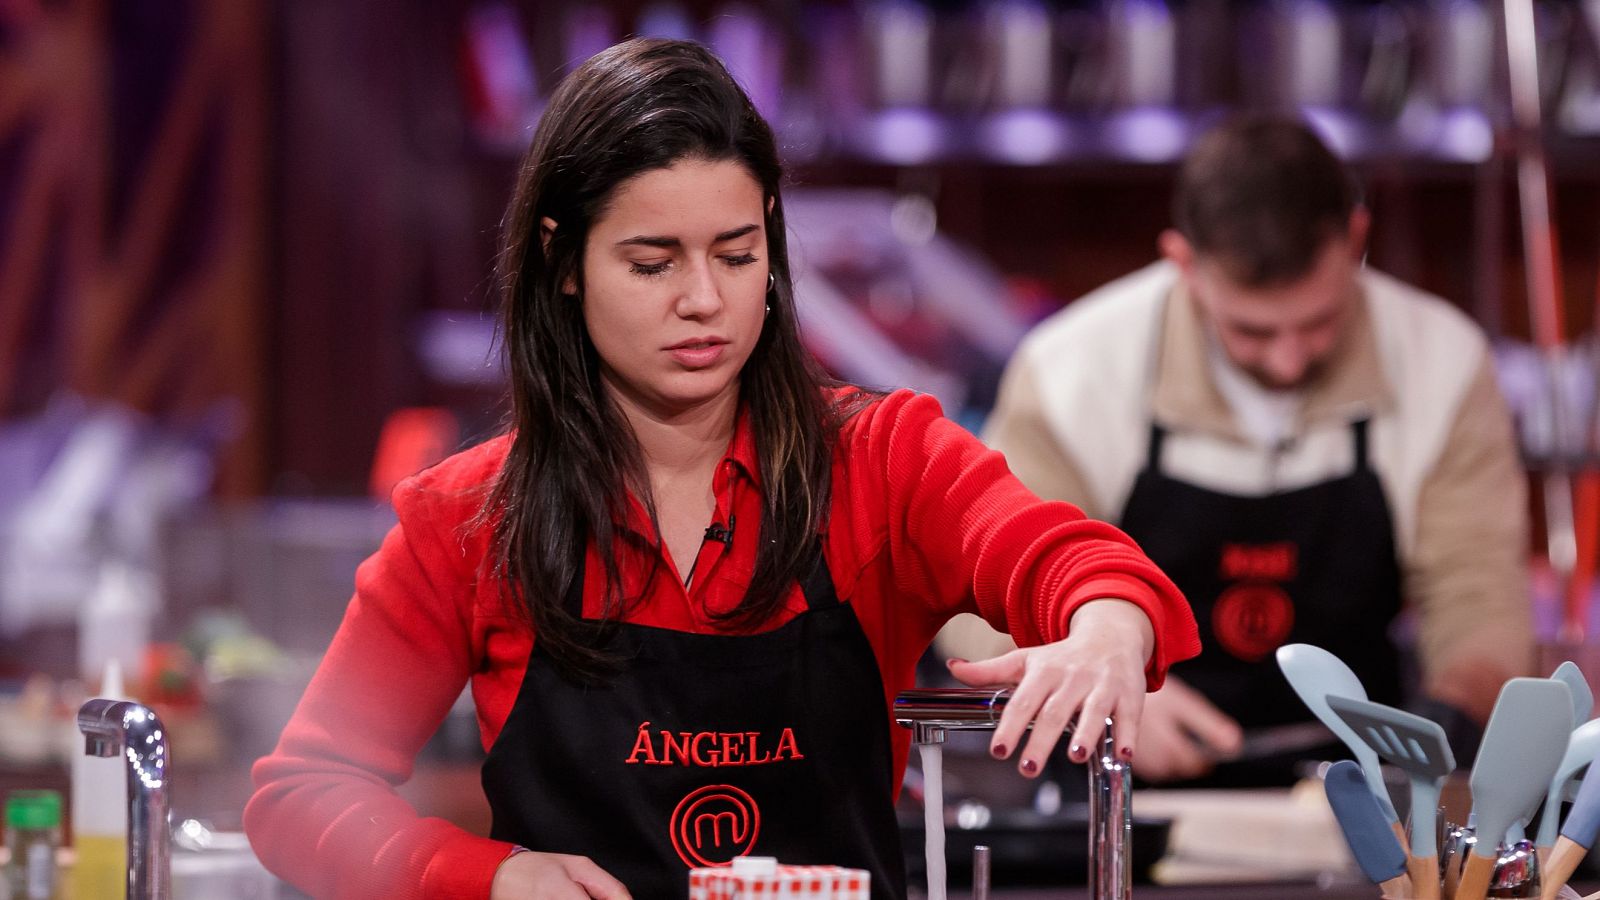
[675, 261, 723, 318]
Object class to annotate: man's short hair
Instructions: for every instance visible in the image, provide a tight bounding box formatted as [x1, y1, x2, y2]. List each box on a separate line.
[1173, 116, 1359, 288]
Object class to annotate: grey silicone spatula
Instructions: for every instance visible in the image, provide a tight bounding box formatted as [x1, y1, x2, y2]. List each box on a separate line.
[1457, 677, 1573, 900]
[1328, 694, 1454, 899]
[1553, 661, 1594, 725]
[1542, 744, 1600, 900]
[1325, 759, 1413, 898]
[1536, 719, 1600, 852]
[1512, 667, 1589, 845]
[1277, 644, 1402, 839]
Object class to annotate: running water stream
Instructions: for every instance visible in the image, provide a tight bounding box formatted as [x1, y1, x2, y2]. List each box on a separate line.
[918, 742, 946, 900]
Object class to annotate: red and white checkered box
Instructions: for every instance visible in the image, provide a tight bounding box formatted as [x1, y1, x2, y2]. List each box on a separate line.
[688, 859, 870, 900]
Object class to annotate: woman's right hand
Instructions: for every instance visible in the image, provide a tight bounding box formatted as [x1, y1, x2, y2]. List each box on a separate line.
[491, 851, 632, 899]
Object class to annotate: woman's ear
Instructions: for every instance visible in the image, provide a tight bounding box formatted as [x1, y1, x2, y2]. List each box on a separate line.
[539, 217, 558, 255]
[540, 217, 579, 295]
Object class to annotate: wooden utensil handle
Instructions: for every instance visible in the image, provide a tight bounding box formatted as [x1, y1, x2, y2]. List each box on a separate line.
[1409, 853, 1439, 899]
[1544, 837, 1590, 900]
[1455, 853, 1495, 900]
[1380, 873, 1412, 898]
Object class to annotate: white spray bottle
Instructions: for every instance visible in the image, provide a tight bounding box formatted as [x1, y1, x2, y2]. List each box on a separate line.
[71, 659, 128, 899]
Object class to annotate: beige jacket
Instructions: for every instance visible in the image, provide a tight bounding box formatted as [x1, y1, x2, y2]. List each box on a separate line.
[971, 261, 1533, 717]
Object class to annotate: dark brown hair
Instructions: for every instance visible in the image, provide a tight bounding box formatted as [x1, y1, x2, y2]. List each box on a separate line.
[1173, 116, 1359, 287]
[484, 38, 862, 679]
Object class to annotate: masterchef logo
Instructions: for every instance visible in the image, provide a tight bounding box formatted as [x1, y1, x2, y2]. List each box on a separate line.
[1211, 582, 1295, 662]
[625, 722, 805, 767]
[1218, 542, 1298, 582]
[670, 784, 761, 868]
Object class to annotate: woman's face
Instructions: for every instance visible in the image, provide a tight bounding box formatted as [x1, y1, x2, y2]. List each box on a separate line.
[577, 157, 770, 421]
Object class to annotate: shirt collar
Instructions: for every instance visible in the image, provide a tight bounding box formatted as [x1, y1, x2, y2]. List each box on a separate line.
[718, 403, 762, 492]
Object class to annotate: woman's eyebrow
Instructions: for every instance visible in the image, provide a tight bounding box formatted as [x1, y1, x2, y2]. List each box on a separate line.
[616, 235, 678, 249]
[713, 223, 759, 242]
[615, 223, 759, 249]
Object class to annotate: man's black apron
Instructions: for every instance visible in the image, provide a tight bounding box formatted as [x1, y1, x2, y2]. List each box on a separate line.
[481, 550, 907, 900]
[1118, 419, 1403, 786]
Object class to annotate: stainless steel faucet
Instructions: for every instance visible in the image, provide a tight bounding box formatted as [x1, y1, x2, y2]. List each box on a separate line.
[77, 698, 173, 900]
[895, 688, 1133, 900]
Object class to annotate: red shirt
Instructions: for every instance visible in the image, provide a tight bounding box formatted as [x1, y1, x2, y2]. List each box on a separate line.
[245, 390, 1199, 899]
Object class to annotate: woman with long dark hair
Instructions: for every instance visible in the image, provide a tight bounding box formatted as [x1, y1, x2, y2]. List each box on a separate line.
[246, 38, 1199, 900]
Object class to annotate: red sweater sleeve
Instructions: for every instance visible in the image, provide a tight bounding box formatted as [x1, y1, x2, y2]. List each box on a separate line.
[243, 478, 515, 898]
[838, 390, 1200, 688]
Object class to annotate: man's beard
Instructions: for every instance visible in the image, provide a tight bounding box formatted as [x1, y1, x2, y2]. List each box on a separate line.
[1241, 360, 1326, 393]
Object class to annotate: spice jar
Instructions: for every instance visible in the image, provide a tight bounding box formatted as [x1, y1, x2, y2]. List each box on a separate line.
[4, 790, 61, 900]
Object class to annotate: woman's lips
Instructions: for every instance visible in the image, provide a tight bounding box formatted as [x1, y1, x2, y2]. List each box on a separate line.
[666, 340, 727, 368]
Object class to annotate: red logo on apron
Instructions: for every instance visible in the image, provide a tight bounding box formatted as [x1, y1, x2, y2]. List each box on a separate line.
[1219, 543, 1298, 581]
[1211, 582, 1295, 662]
[669, 784, 762, 868]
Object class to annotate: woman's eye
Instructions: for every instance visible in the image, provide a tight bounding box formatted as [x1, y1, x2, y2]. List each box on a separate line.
[723, 253, 759, 268]
[630, 260, 671, 277]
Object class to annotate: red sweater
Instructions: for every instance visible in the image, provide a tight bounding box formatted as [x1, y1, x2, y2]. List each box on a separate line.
[244, 390, 1199, 899]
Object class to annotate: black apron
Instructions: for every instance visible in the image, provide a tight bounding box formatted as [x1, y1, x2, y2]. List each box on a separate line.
[481, 550, 908, 900]
[1118, 419, 1403, 786]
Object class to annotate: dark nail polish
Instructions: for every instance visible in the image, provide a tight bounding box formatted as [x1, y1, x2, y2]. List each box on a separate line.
[1070, 745, 1086, 762]
[991, 743, 1007, 759]
[1021, 758, 1039, 775]
[1120, 747, 1134, 761]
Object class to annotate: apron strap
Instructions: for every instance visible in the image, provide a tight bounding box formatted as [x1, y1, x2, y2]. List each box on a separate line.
[1146, 422, 1167, 472]
[1351, 418, 1372, 471]
[799, 545, 841, 611]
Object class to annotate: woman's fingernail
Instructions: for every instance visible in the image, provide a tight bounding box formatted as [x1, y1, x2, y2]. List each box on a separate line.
[946, 657, 967, 668]
[1021, 758, 1039, 775]
[991, 743, 1007, 759]
[1120, 747, 1134, 761]
[1070, 745, 1086, 762]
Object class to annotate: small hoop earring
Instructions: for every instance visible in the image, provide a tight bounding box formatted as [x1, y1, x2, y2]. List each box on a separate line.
[767, 272, 776, 293]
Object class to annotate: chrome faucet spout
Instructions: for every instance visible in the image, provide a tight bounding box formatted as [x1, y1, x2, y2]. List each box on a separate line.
[894, 688, 1013, 733]
[77, 698, 172, 900]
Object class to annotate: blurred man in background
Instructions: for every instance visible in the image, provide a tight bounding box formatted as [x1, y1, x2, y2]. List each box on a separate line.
[970, 115, 1533, 785]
